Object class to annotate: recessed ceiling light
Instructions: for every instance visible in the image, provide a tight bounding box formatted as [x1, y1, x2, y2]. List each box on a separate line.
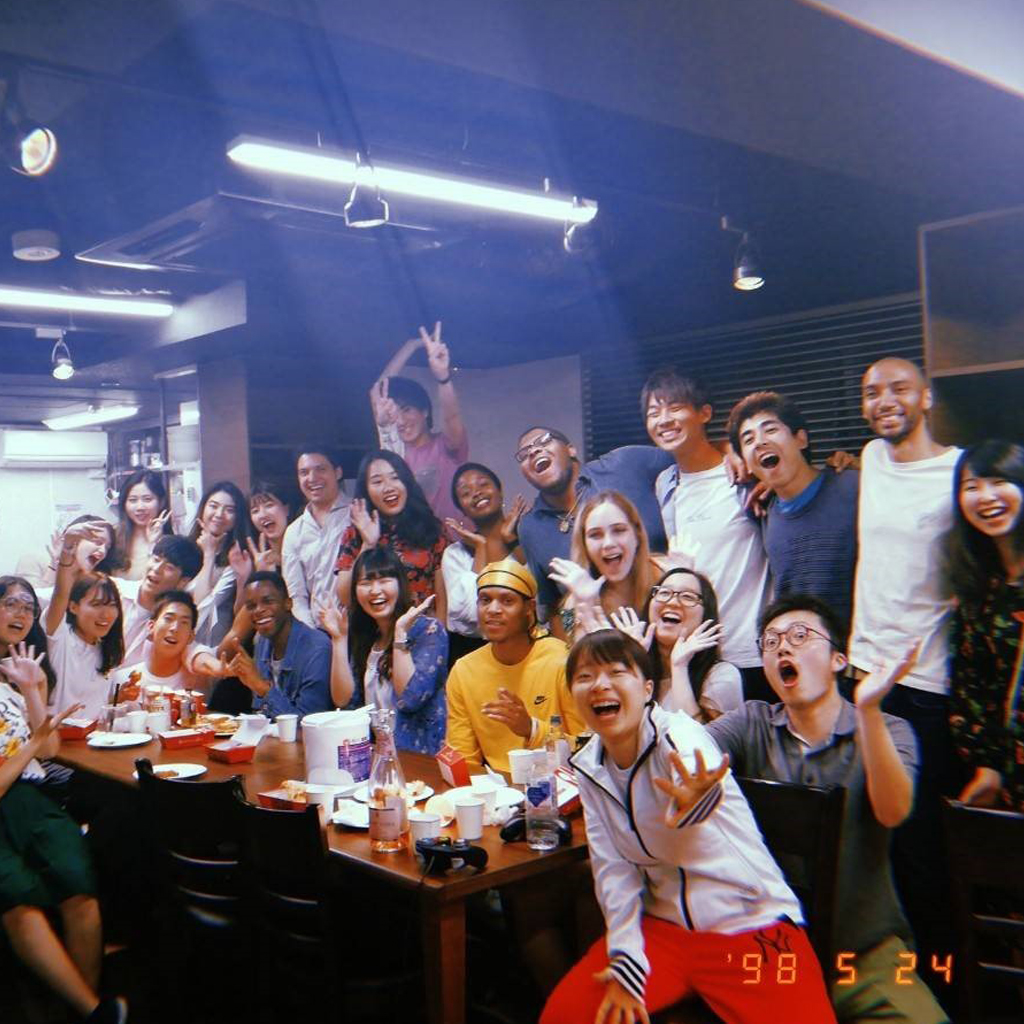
[0, 285, 173, 317]
[12, 229, 60, 261]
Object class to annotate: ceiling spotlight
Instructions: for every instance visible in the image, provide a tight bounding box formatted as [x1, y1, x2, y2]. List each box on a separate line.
[50, 335, 74, 380]
[344, 153, 389, 229]
[13, 229, 60, 261]
[733, 233, 765, 291]
[1, 82, 58, 177]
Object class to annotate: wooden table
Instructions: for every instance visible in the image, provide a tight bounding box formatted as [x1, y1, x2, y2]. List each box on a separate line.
[57, 734, 590, 1024]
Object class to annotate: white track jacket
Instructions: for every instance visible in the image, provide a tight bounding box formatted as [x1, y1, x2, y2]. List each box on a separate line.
[569, 702, 804, 1001]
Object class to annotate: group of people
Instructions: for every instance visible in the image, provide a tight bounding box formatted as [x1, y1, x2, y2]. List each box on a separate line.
[1, 323, 1021, 1024]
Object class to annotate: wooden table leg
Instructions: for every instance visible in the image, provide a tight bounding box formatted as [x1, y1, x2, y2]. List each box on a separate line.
[420, 893, 466, 1024]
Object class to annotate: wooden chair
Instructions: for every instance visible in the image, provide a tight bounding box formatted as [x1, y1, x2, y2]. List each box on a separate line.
[134, 758, 251, 1021]
[654, 777, 846, 1024]
[942, 798, 1024, 1024]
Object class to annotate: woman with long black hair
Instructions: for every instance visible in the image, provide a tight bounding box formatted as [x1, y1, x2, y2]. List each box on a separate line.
[947, 439, 1024, 812]
[335, 450, 448, 625]
[111, 469, 173, 581]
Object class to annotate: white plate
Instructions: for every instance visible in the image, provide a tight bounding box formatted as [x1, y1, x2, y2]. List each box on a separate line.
[87, 732, 153, 749]
[352, 783, 434, 804]
[424, 784, 523, 824]
[133, 763, 207, 781]
[331, 800, 370, 829]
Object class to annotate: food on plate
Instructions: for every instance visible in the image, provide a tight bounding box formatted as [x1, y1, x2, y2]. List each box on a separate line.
[154, 767, 181, 779]
[407, 779, 427, 798]
[281, 779, 307, 802]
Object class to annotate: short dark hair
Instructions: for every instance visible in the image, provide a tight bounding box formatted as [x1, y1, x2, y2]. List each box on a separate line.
[150, 589, 198, 628]
[640, 367, 712, 418]
[244, 570, 289, 598]
[387, 376, 433, 430]
[249, 479, 300, 516]
[293, 444, 343, 470]
[727, 390, 813, 464]
[567, 628, 654, 686]
[516, 425, 572, 448]
[757, 593, 849, 652]
[152, 535, 203, 580]
[451, 462, 503, 511]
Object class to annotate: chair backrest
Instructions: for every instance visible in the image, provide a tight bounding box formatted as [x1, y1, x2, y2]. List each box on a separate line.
[135, 757, 247, 924]
[236, 795, 332, 973]
[942, 798, 1024, 1023]
[735, 776, 845, 971]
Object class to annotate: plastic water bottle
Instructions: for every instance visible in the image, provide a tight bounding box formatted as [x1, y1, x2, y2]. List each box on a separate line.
[525, 753, 559, 851]
[546, 714, 571, 770]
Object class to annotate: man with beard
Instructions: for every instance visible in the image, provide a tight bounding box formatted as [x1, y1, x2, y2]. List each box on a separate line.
[515, 427, 671, 619]
[281, 444, 351, 629]
[226, 571, 332, 720]
[848, 356, 961, 1008]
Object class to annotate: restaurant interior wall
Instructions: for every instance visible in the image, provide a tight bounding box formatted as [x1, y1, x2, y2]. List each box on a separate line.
[582, 293, 923, 462]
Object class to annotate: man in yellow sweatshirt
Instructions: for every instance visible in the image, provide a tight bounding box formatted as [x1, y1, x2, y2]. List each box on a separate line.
[445, 558, 585, 772]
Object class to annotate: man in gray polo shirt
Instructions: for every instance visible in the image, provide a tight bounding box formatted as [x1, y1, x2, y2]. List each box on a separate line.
[706, 594, 948, 1024]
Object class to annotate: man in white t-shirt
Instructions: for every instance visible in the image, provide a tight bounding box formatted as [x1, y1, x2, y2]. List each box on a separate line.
[644, 368, 772, 702]
[111, 591, 223, 700]
[281, 444, 351, 629]
[848, 356, 961, 1009]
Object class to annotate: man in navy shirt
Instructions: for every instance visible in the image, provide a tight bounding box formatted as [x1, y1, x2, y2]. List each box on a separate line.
[727, 390, 860, 627]
[514, 426, 672, 617]
[225, 571, 333, 719]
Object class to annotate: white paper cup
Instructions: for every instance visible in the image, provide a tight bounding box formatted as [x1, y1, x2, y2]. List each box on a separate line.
[276, 714, 298, 742]
[146, 711, 171, 734]
[125, 710, 148, 733]
[508, 748, 536, 786]
[409, 811, 442, 842]
[454, 798, 485, 841]
[470, 777, 499, 816]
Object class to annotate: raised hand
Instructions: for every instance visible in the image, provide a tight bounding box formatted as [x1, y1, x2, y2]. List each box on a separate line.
[654, 748, 730, 825]
[34, 702, 86, 743]
[227, 541, 252, 580]
[420, 321, 450, 382]
[247, 534, 278, 573]
[197, 528, 220, 562]
[670, 619, 723, 668]
[227, 648, 263, 691]
[741, 480, 773, 519]
[549, 557, 605, 606]
[445, 518, 486, 550]
[395, 594, 435, 638]
[610, 606, 655, 650]
[62, 521, 109, 549]
[826, 450, 859, 474]
[350, 498, 381, 547]
[652, 531, 702, 574]
[854, 641, 920, 710]
[317, 600, 349, 641]
[500, 495, 528, 546]
[481, 687, 532, 739]
[722, 448, 749, 486]
[370, 377, 398, 427]
[593, 968, 651, 1024]
[144, 509, 171, 545]
[46, 528, 63, 569]
[959, 766, 1002, 808]
[0, 642, 47, 696]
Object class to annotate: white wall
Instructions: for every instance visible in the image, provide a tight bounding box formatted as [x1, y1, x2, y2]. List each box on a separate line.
[0, 468, 112, 575]
[402, 354, 584, 500]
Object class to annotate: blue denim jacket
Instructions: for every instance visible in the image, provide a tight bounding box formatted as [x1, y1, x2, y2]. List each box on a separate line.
[254, 617, 333, 720]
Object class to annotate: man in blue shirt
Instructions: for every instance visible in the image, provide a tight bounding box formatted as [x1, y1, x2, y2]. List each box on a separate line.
[514, 426, 672, 617]
[226, 571, 333, 719]
[726, 390, 860, 628]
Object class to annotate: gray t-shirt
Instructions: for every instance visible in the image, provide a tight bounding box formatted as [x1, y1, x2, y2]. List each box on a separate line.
[706, 698, 917, 955]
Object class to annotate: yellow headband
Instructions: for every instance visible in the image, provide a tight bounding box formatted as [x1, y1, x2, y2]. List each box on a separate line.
[477, 558, 537, 600]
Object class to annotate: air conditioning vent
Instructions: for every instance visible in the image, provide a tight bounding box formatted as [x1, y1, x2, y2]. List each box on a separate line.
[0, 429, 107, 468]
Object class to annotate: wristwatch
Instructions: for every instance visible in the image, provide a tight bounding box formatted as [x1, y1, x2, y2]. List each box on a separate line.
[393, 634, 411, 651]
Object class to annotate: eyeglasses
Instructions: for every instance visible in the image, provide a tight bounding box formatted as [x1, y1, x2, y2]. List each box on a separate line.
[757, 622, 836, 653]
[650, 586, 702, 607]
[515, 432, 558, 464]
[0, 595, 35, 612]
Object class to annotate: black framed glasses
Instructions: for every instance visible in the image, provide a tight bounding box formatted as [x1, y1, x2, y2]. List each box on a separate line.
[649, 586, 702, 607]
[515, 432, 557, 464]
[757, 622, 836, 653]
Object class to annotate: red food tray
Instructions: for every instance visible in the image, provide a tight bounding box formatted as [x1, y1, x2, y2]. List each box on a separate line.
[157, 728, 217, 750]
[58, 718, 97, 740]
[207, 741, 257, 764]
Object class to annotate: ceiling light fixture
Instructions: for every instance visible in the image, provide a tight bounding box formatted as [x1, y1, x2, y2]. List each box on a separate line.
[43, 404, 140, 431]
[50, 334, 74, 380]
[0, 285, 173, 317]
[720, 217, 765, 292]
[343, 152, 389, 229]
[227, 137, 598, 225]
[1, 82, 58, 177]
[12, 229, 60, 261]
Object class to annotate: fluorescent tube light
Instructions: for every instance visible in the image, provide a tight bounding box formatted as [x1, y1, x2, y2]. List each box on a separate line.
[227, 138, 598, 225]
[43, 404, 140, 431]
[0, 286, 173, 318]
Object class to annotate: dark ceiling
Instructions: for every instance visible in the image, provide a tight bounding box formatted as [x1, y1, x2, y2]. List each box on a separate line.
[1, 0, 1023, 425]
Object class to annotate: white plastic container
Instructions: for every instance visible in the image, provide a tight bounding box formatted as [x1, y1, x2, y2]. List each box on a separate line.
[301, 709, 373, 783]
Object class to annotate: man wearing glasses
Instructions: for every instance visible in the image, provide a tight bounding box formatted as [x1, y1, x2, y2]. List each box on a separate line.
[514, 426, 671, 619]
[705, 594, 948, 1024]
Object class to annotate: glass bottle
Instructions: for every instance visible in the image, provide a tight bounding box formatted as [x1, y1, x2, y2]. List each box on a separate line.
[367, 708, 408, 853]
[546, 714, 571, 770]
